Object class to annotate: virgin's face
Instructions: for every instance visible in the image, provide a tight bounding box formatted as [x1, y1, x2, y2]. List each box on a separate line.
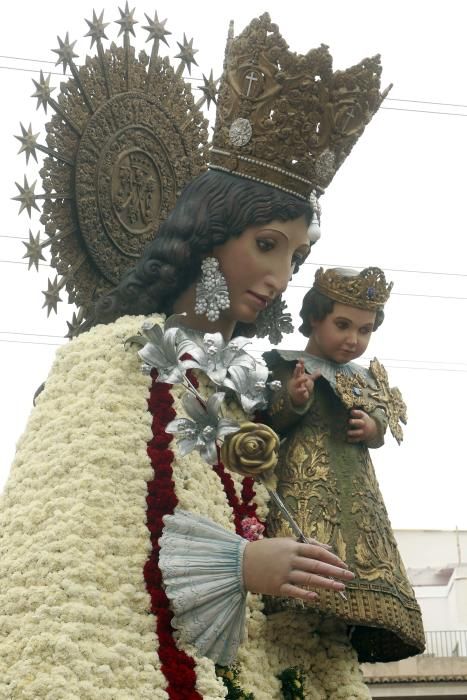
[213, 216, 310, 326]
[305, 302, 376, 364]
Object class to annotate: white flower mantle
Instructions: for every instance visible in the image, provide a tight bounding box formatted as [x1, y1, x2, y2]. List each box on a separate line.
[0, 315, 370, 699]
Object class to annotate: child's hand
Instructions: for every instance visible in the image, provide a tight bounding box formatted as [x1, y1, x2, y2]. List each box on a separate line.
[347, 408, 378, 444]
[287, 359, 320, 407]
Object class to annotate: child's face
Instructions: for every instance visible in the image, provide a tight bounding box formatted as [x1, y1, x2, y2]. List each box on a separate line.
[306, 302, 377, 364]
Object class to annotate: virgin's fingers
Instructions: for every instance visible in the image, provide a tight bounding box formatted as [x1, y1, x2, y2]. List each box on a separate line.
[296, 543, 349, 568]
[293, 556, 355, 581]
[305, 537, 333, 551]
[279, 582, 319, 602]
[289, 569, 348, 592]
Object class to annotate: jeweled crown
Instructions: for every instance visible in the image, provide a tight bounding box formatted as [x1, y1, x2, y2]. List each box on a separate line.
[209, 13, 390, 200]
[314, 267, 393, 310]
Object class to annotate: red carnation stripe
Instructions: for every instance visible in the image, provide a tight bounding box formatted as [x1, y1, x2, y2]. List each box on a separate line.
[143, 373, 202, 700]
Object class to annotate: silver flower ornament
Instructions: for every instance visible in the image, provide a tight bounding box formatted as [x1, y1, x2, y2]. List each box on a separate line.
[166, 391, 240, 464]
[138, 316, 197, 384]
[222, 363, 271, 415]
[182, 332, 255, 386]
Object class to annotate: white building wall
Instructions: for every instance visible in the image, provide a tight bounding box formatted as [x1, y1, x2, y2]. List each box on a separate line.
[393, 530, 467, 649]
[394, 529, 467, 569]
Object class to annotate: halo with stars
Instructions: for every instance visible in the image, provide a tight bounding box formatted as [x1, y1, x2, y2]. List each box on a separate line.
[14, 6, 219, 336]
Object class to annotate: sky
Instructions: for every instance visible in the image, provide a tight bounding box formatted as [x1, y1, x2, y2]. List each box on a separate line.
[1, 0, 467, 531]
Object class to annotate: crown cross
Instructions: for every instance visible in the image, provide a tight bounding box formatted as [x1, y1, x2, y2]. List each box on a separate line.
[244, 71, 259, 97]
[340, 106, 357, 133]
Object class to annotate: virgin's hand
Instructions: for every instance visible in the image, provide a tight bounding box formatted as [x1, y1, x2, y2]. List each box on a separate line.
[242, 537, 354, 602]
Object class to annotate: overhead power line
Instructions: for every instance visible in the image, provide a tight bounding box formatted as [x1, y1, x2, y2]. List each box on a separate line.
[248, 348, 467, 373]
[2, 54, 467, 117]
[0, 54, 55, 64]
[0, 338, 64, 346]
[1, 335, 467, 372]
[387, 97, 467, 109]
[2, 240, 467, 280]
[287, 283, 467, 301]
[302, 261, 467, 279]
[0, 330, 64, 338]
[1, 260, 467, 300]
[380, 105, 467, 118]
[0, 65, 65, 77]
[2, 329, 466, 368]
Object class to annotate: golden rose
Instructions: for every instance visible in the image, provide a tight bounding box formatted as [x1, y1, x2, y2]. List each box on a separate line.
[220, 422, 279, 479]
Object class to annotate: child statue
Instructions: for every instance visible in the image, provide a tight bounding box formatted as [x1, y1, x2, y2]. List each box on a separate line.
[265, 267, 425, 663]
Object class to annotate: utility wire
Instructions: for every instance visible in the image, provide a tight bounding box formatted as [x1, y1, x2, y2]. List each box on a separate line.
[2, 54, 467, 117]
[1, 53, 467, 110]
[387, 97, 467, 109]
[0, 65, 66, 77]
[302, 261, 467, 278]
[0, 330, 64, 338]
[380, 105, 467, 117]
[0, 338, 64, 346]
[247, 349, 467, 373]
[1, 259, 467, 300]
[2, 329, 466, 368]
[287, 283, 467, 301]
[0, 260, 30, 265]
[0, 54, 55, 64]
[2, 240, 467, 281]
[1, 333, 466, 372]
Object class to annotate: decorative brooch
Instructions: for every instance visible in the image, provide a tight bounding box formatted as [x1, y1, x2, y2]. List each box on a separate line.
[335, 357, 407, 444]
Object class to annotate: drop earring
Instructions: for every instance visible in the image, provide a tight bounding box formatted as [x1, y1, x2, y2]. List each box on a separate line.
[194, 257, 231, 322]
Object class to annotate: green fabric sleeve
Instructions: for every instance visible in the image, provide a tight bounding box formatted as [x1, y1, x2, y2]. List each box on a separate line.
[366, 406, 388, 448]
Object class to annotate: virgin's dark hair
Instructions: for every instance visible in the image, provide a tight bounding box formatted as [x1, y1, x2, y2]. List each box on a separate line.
[95, 170, 312, 324]
[298, 288, 385, 337]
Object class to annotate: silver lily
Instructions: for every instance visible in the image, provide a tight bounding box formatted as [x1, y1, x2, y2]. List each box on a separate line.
[166, 391, 240, 464]
[138, 316, 197, 384]
[180, 331, 255, 386]
[222, 364, 271, 415]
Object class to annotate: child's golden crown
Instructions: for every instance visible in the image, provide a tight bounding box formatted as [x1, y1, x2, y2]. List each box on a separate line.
[209, 13, 390, 201]
[314, 267, 393, 310]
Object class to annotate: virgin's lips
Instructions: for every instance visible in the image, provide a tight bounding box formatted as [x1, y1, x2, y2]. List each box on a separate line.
[246, 291, 271, 310]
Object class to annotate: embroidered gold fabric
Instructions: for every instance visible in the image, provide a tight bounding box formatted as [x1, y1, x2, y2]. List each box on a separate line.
[335, 358, 407, 444]
[265, 359, 424, 663]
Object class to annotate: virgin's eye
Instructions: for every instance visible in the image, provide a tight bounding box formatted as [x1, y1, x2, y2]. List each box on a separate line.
[256, 238, 275, 252]
[335, 321, 349, 330]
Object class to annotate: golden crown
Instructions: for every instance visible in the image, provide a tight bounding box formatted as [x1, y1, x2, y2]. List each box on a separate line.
[314, 267, 393, 310]
[209, 13, 390, 200]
